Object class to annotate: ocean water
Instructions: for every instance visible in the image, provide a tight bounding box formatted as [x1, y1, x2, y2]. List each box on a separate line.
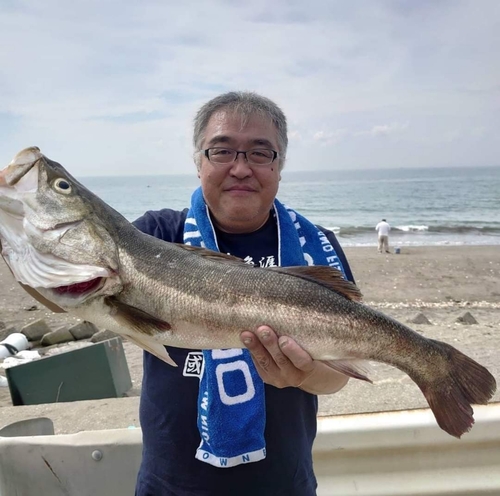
[80, 165, 500, 247]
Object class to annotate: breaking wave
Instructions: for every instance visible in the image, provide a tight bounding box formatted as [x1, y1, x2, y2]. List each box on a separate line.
[396, 225, 428, 232]
[325, 225, 500, 237]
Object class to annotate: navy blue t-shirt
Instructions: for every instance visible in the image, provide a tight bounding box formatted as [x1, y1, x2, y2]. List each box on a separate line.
[133, 208, 354, 496]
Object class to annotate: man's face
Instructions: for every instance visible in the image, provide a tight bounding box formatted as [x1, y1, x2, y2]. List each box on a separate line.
[198, 111, 281, 234]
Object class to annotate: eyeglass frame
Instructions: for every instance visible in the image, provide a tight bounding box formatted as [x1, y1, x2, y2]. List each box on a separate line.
[202, 147, 279, 166]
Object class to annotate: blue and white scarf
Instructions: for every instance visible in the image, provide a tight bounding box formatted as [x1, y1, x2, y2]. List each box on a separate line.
[183, 186, 347, 468]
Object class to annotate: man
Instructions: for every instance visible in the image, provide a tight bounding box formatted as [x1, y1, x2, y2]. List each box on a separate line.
[134, 92, 355, 495]
[375, 218, 391, 254]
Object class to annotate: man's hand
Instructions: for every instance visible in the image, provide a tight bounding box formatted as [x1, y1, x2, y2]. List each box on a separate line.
[240, 326, 349, 395]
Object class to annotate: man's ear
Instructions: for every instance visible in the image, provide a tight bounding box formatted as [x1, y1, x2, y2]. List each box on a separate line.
[193, 152, 201, 177]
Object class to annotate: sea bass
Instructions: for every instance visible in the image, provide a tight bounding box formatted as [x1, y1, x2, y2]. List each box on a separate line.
[0, 147, 496, 438]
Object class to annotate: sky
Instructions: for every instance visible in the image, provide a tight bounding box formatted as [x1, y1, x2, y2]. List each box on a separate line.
[0, 0, 499, 177]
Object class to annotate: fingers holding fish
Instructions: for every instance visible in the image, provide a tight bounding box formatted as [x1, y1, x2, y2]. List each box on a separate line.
[294, 362, 350, 395]
[277, 337, 349, 393]
[241, 326, 316, 389]
[278, 336, 315, 371]
[241, 327, 349, 394]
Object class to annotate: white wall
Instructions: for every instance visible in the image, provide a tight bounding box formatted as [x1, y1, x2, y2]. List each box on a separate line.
[1, 404, 499, 496]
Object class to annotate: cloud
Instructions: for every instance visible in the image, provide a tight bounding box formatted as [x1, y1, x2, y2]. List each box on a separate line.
[0, 0, 498, 175]
[470, 126, 487, 138]
[358, 122, 410, 137]
[288, 130, 302, 142]
[312, 129, 348, 145]
[89, 111, 168, 124]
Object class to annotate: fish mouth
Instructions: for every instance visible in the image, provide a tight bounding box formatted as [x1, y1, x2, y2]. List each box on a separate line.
[52, 277, 106, 297]
[0, 148, 41, 191]
[0, 151, 110, 293]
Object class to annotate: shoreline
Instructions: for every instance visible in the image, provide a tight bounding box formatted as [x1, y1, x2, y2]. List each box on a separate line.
[339, 240, 500, 248]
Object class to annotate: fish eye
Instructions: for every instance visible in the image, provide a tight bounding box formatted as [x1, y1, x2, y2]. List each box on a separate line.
[52, 178, 72, 194]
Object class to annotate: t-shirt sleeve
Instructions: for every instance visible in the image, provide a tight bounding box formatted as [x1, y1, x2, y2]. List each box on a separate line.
[317, 225, 355, 284]
[132, 208, 188, 243]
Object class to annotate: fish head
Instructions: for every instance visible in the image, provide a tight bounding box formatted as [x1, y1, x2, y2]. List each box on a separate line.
[0, 147, 122, 309]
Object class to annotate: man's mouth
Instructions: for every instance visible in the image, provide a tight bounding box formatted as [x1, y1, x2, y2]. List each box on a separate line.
[225, 185, 256, 192]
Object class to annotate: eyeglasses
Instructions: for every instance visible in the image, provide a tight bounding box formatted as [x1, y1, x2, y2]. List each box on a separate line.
[202, 147, 278, 166]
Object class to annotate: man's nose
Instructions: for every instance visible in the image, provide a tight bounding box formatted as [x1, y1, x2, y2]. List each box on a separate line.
[229, 154, 253, 178]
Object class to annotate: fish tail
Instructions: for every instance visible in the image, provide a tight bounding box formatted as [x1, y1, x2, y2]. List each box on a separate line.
[416, 339, 496, 438]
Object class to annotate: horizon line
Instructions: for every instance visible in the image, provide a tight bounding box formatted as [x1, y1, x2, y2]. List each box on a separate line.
[77, 163, 500, 179]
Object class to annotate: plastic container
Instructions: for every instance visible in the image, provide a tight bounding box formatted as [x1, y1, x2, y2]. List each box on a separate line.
[0, 333, 29, 359]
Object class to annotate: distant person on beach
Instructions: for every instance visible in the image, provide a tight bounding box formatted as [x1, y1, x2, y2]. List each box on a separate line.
[376, 218, 391, 253]
[132, 92, 355, 495]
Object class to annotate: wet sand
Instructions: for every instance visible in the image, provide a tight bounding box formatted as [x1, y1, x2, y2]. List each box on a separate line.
[0, 245, 499, 433]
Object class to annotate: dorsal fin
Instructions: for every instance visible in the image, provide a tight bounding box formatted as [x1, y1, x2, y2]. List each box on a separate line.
[175, 243, 361, 300]
[270, 266, 363, 301]
[174, 243, 252, 266]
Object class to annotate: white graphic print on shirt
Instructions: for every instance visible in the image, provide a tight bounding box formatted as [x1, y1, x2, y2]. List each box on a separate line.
[183, 351, 204, 377]
[242, 255, 277, 267]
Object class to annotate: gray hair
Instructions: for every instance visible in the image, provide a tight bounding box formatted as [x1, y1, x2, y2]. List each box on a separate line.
[193, 91, 288, 171]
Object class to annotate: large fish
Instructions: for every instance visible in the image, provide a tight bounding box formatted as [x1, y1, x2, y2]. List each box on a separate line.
[0, 147, 496, 437]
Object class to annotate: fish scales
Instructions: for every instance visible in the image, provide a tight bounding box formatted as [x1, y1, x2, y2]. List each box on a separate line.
[117, 235, 384, 354]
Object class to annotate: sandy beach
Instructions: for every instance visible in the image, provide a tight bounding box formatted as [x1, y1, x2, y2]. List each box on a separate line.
[0, 245, 499, 433]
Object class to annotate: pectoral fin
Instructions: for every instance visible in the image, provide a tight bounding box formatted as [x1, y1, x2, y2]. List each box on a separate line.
[104, 296, 177, 366]
[105, 296, 172, 336]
